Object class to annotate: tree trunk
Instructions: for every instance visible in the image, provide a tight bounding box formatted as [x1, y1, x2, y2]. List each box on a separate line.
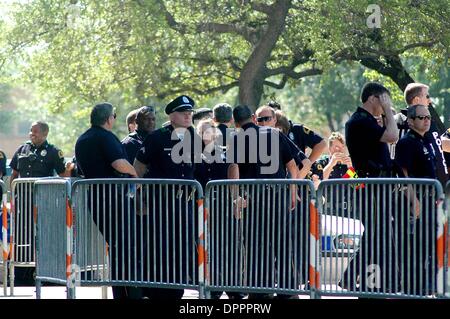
[325, 112, 336, 132]
[238, 0, 291, 110]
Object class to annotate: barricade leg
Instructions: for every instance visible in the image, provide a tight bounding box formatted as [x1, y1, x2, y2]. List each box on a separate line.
[36, 278, 41, 299]
[3, 261, 7, 296]
[9, 262, 14, 296]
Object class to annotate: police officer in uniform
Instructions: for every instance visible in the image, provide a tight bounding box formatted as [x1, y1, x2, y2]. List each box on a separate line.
[10, 121, 68, 183]
[9, 121, 69, 285]
[311, 132, 356, 218]
[75, 103, 139, 299]
[121, 105, 156, 164]
[395, 104, 437, 295]
[343, 83, 399, 293]
[134, 95, 202, 300]
[228, 105, 298, 299]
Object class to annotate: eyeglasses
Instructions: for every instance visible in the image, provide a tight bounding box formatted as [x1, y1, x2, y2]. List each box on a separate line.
[256, 116, 273, 122]
[413, 115, 431, 120]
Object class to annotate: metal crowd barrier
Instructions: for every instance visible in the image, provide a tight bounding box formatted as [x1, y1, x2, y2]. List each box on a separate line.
[1, 180, 9, 295]
[70, 179, 204, 299]
[34, 179, 73, 299]
[445, 182, 450, 298]
[9, 178, 40, 296]
[204, 179, 315, 299]
[316, 178, 445, 299]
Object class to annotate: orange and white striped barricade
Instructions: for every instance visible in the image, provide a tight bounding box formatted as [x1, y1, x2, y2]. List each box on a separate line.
[0, 180, 9, 296]
[9, 178, 40, 296]
[317, 178, 442, 299]
[33, 178, 73, 299]
[204, 179, 315, 299]
[71, 179, 204, 298]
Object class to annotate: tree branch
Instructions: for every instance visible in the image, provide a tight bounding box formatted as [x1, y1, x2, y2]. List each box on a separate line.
[156, 81, 239, 99]
[250, 1, 272, 14]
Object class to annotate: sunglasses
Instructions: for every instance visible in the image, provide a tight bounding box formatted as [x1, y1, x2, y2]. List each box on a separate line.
[112, 113, 117, 119]
[426, 95, 430, 99]
[413, 115, 431, 120]
[256, 116, 273, 122]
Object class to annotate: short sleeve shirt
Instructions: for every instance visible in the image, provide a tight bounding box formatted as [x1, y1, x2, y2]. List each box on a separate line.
[229, 123, 294, 179]
[287, 122, 324, 153]
[75, 126, 127, 178]
[121, 129, 149, 164]
[10, 141, 65, 177]
[345, 107, 392, 177]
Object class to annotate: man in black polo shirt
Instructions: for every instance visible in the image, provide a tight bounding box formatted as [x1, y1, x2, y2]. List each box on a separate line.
[134, 95, 202, 299]
[343, 82, 399, 293]
[395, 104, 437, 295]
[75, 102, 139, 299]
[121, 105, 156, 164]
[228, 105, 298, 299]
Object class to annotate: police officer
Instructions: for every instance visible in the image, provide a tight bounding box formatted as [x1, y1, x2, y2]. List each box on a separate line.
[10, 121, 68, 184]
[395, 104, 437, 295]
[228, 105, 298, 299]
[134, 95, 202, 300]
[343, 82, 399, 293]
[268, 101, 326, 163]
[75, 102, 139, 299]
[121, 105, 156, 164]
[311, 132, 357, 218]
[9, 121, 69, 285]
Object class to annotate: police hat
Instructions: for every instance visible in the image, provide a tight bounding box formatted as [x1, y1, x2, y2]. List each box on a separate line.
[193, 107, 213, 121]
[165, 95, 195, 115]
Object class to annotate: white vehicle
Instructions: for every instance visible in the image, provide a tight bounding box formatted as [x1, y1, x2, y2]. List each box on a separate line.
[320, 214, 364, 284]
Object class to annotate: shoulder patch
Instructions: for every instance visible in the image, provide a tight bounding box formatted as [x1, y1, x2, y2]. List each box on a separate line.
[303, 126, 311, 135]
[58, 150, 64, 158]
[0, 152, 3, 159]
[447, 128, 450, 134]
[316, 164, 323, 171]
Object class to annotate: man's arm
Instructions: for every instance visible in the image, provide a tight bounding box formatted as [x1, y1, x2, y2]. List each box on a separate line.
[308, 139, 326, 163]
[379, 94, 399, 144]
[133, 159, 148, 178]
[285, 159, 298, 210]
[113, 159, 137, 177]
[298, 158, 311, 179]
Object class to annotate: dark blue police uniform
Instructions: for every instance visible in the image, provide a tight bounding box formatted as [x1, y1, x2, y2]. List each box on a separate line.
[135, 123, 202, 299]
[343, 106, 398, 292]
[10, 141, 65, 178]
[395, 129, 437, 295]
[9, 140, 65, 285]
[121, 129, 150, 164]
[287, 121, 323, 154]
[399, 109, 448, 186]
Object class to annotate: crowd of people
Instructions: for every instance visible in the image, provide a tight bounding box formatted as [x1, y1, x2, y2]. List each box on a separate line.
[1, 81, 450, 299]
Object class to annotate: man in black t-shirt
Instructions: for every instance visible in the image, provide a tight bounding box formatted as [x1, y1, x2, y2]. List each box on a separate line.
[75, 102, 138, 299]
[343, 82, 399, 293]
